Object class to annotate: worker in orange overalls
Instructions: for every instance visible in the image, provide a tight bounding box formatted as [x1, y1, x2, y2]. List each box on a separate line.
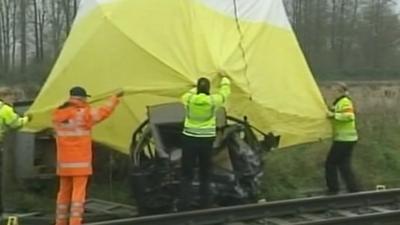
[52, 86, 123, 225]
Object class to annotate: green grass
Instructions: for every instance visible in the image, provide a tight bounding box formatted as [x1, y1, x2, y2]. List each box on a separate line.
[89, 180, 133, 205]
[4, 178, 133, 213]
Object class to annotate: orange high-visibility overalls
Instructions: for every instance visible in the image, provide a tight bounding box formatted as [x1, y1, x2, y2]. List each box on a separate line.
[52, 96, 119, 225]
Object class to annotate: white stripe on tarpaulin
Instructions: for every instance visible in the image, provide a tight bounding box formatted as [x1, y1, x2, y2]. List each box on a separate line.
[75, 0, 115, 22]
[199, 0, 291, 29]
[76, 0, 291, 28]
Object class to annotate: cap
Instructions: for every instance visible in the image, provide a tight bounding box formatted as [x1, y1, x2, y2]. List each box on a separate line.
[69, 86, 91, 97]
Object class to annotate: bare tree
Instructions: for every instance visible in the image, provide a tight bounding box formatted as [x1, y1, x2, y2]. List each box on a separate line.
[33, 0, 40, 61]
[73, 0, 78, 18]
[335, 0, 346, 68]
[0, 0, 15, 74]
[38, 1, 46, 60]
[33, 0, 46, 61]
[330, 0, 338, 54]
[49, 0, 64, 58]
[61, 0, 71, 35]
[360, 0, 400, 68]
[10, 0, 17, 71]
[19, 0, 27, 72]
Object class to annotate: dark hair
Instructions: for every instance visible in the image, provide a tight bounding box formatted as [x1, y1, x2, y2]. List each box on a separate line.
[197, 77, 210, 95]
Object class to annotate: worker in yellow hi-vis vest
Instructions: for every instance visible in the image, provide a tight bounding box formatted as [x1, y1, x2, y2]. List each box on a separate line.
[0, 88, 31, 220]
[178, 75, 231, 210]
[326, 82, 359, 195]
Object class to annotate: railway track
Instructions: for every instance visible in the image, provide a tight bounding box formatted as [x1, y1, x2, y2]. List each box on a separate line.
[84, 188, 400, 225]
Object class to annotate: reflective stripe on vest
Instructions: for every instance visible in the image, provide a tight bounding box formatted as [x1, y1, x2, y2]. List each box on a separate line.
[334, 130, 358, 141]
[57, 122, 76, 129]
[340, 108, 354, 113]
[58, 162, 91, 169]
[55, 108, 90, 137]
[56, 129, 90, 137]
[334, 130, 357, 136]
[183, 127, 215, 137]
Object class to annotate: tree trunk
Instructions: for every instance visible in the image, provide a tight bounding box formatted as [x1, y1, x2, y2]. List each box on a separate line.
[62, 0, 71, 35]
[73, 0, 78, 18]
[330, 0, 337, 53]
[33, 0, 40, 62]
[346, 0, 358, 65]
[3, 0, 11, 74]
[11, 0, 17, 71]
[39, 5, 46, 61]
[337, 0, 346, 68]
[0, 1, 5, 69]
[20, 0, 27, 73]
[50, 0, 63, 58]
[0, 16, 3, 69]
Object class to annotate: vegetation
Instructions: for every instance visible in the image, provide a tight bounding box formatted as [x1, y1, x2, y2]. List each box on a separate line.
[285, 0, 400, 80]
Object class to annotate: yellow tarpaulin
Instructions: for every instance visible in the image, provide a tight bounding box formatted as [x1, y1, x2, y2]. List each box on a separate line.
[26, 0, 331, 154]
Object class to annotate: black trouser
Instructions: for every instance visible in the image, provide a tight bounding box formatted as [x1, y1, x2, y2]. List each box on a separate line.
[180, 135, 214, 209]
[325, 141, 359, 193]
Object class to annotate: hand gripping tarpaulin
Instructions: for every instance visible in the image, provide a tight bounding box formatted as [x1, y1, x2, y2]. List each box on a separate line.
[26, 0, 331, 154]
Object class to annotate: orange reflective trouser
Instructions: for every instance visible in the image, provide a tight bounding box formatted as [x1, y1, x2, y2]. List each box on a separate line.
[55, 176, 88, 225]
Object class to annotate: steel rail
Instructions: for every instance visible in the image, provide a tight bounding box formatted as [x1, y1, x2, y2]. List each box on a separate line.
[294, 210, 400, 225]
[84, 188, 400, 225]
